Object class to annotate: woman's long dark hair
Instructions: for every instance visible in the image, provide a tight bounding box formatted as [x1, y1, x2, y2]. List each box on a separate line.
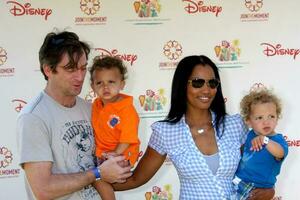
[164, 55, 226, 136]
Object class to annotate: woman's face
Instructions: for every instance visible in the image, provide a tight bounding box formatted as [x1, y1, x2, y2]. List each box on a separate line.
[186, 64, 218, 111]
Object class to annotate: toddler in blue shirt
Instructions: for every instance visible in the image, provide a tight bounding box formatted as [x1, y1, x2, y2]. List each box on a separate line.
[233, 88, 288, 200]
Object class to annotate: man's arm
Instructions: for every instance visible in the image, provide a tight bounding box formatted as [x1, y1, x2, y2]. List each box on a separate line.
[24, 156, 132, 200]
[24, 161, 94, 200]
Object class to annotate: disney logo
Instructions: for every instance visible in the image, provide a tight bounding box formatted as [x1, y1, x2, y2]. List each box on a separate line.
[12, 99, 27, 112]
[94, 48, 138, 66]
[6, 1, 52, 20]
[261, 43, 300, 60]
[182, 0, 222, 17]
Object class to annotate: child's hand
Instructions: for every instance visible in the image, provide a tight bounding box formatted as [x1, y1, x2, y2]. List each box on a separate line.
[250, 136, 265, 151]
[102, 152, 130, 168]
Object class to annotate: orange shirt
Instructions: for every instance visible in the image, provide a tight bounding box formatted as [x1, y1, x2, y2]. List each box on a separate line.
[91, 94, 140, 166]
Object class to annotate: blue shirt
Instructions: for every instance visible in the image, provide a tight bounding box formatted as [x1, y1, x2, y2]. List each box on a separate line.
[148, 113, 248, 200]
[235, 130, 288, 188]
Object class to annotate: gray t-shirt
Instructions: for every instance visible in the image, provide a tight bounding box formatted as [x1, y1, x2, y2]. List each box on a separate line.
[17, 91, 100, 200]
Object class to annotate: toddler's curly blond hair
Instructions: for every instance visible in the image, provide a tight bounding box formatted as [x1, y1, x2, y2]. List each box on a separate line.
[240, 88, 282, 121]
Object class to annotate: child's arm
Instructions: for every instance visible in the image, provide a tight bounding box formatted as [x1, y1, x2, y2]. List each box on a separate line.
[266, 139, 285, 159]
[93, 180, 116, 200]
[114, 143, 130, 155]
[250, 135, 284, 159]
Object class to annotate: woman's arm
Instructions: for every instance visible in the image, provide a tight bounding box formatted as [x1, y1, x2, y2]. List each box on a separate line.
[249, 188, 275, 200]
[113, 146, 166, 191]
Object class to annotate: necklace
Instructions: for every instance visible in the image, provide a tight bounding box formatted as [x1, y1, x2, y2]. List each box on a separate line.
[197, 129, 205, 134]
[185, 114, 213, 135]
[196, 121, 213, 134]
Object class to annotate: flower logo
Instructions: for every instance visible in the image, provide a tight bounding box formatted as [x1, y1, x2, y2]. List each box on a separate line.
[80, 0, 100, 15]
[245, 0, 263, 12]
[250, 82, 266, 92]
[84, 89, 97, 103]
[0, 147, 13, 168]
[0, 47, 8, 66]
[163, 40, 183, 60]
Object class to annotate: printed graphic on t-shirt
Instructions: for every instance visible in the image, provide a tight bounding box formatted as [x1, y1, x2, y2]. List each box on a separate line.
[61, 119, 98, 199]
[239, 150, 255, 170]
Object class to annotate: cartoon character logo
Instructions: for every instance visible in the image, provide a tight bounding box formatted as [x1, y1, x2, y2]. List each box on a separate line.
[163, 41, 183, 61]
[245, 0, 263, 12]
[0, 147, 13, 168]
[0, 47, 8, 66]
[75, 131, 94, 171]
[145, 184, 173, 200]
[139, 89, 167, 112]
[80, 0, 100, 15]
[214, 40, 241, 61]
[134, 0, 161, 18]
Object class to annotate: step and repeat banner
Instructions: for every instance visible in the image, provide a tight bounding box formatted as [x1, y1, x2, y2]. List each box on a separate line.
[0, 0, 299, 199]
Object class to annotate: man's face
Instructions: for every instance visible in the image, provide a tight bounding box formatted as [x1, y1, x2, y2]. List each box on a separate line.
[46, 52, 88, 97]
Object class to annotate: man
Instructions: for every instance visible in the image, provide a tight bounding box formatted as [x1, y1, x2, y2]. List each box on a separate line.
[16, 31, 132, 200]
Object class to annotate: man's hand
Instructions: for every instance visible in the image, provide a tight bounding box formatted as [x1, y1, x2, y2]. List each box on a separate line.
[99, 155, 132, 183]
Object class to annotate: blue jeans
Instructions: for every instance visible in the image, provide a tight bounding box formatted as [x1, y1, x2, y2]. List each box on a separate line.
[232, 176, 255, 200]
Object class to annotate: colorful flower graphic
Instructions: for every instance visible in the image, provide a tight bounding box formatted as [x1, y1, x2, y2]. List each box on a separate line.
[139, 89, 167, 112]
[134, 0, 161, 18]
[145, 184, 173, 200]
[214, 40, 241, 61]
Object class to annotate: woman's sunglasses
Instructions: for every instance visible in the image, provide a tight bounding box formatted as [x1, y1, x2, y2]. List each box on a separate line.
[187, 78, 220, 89]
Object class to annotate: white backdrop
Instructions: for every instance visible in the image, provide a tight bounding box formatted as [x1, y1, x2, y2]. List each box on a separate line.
[0, 0, 299, 199]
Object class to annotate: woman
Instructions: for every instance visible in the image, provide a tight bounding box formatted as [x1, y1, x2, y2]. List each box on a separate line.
[113, 55, 274, 199]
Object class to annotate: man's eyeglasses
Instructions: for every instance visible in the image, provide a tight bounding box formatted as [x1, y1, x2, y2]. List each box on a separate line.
[187, 78, 220, 89]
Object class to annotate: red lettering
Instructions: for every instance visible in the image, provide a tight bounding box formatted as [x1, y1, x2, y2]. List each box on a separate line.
[12, 99, 27, 112]
[261, 43, 300, 59]
[6, 1, 52, 20]
[284, 136, 300, 147]
[94, 48, 138, 66]
[182, 0, 222, 17]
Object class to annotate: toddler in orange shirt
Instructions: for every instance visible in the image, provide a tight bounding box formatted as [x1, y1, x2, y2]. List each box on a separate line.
[90, 56, 140, 200]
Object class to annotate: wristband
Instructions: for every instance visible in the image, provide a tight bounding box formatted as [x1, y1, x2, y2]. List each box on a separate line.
[263, 136, 269, 145]
[92, 167, 101, 181]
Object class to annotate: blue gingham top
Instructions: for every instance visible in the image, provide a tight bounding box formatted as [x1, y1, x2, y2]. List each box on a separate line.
[148, 113, 248, 200]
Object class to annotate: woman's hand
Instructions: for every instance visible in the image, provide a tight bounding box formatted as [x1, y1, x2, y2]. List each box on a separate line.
[249, 188, 275, 200]
[113, 147, 166, 191]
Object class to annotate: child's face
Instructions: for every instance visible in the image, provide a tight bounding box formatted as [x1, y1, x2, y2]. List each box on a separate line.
[246, 102, 278, 136]
[91, 67, 125, 105]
